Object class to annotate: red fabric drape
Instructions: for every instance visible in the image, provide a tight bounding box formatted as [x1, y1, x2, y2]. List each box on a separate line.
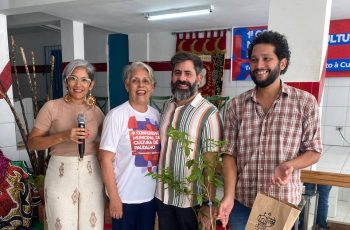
[0, 62, 12, 99]
[176, 30, 226, 96]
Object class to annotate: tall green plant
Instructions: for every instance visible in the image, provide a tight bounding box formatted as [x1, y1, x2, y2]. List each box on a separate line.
[149, 127, 225, 229]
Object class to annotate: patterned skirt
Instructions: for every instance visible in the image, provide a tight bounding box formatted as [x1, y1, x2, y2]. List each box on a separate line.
[45, 155, 104, 230]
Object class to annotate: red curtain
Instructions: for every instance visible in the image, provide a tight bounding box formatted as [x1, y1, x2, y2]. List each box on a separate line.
[176, 30, 226, 96]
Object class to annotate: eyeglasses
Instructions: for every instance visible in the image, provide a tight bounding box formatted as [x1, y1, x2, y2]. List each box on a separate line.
[66, 75, 92, 85]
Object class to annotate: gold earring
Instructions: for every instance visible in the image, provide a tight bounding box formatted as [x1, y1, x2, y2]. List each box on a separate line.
[86, 90, 96, 106]
[63, 93, 72, 103]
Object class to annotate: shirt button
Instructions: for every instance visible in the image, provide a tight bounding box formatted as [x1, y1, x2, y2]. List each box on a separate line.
[261, 152, 264, 155]
[260, 168, 263, 171]
[260, 184, 263, 187]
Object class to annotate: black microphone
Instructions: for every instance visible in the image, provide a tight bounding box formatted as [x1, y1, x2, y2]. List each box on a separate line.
[77, 113, 85, 159]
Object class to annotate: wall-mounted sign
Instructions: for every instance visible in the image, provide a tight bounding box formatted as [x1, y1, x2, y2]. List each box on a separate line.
[231, 19, 350, 80]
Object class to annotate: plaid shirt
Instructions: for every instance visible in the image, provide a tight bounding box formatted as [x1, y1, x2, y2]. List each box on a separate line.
[222, 82, 322, 207]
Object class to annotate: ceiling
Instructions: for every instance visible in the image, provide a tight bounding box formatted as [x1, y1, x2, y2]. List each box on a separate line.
[2, 0, 350, 34]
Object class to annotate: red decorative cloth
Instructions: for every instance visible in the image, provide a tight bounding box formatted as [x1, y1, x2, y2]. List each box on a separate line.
[176, 30, 227, 96]
[0, 149, 10, 183]
[0, 157, 32, 229]
[0, 62, 12, 99]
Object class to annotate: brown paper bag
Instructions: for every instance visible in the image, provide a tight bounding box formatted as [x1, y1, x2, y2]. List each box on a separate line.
[246, 192, 301, 230]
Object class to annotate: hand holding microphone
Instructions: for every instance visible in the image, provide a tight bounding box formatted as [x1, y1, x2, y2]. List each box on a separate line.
[77, 113, 86, 159]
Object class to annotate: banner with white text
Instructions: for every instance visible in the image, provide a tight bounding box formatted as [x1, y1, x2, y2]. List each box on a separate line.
[231, 19, 350, 80]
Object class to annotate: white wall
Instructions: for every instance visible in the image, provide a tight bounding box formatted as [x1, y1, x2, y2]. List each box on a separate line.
[85, 26, 109, 63]
[129, 32, 176, 62]
[322, 77, 350, 146]
[11, 30, 61, 64]
[129, 32, 174, 97]
[0, 86, 18, 160]
[84, 25, 110, 97]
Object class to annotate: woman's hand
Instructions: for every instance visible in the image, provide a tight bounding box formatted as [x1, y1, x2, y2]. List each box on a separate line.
[68, 127, 90, 143]
[28, 127, 88, 151]
[109, 196, 123, 219]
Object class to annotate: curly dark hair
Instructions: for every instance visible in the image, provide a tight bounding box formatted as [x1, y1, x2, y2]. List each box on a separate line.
[248, 31, 291, 74]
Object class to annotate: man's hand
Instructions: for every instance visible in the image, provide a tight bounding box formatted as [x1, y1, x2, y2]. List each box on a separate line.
[271, 162, 294, 186]
[198, 205, 216, 230]
[216, 196, 234, 228]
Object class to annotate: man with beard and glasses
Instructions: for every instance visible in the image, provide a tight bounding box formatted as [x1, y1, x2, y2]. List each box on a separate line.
[155, 52, 223, 230]
[217, 31, 322, 230]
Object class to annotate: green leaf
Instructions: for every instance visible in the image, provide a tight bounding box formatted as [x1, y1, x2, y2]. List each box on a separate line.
[186, 159, 195, 168]
[197, 194, 203, 206]
[146, 126, 228, 224]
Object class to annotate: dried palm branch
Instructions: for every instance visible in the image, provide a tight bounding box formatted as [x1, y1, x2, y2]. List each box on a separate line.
[0, 82, 39, 174]
[20, 47, 37, 113]
[31, 50, 39, 117]
[47, 55, 55, 101]
[10, 36, 30, 135]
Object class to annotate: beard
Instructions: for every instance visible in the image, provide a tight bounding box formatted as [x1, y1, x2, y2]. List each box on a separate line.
[250, 64, 280, 88]
[171, 80, 199, 101]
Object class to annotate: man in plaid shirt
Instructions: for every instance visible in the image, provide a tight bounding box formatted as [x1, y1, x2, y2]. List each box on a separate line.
[217, 31, 323, 229]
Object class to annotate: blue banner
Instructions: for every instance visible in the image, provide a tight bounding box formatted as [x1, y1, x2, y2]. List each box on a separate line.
[326, 59, 350, 71]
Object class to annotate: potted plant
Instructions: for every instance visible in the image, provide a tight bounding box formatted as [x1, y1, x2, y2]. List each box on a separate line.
[148, 127, 225, 230]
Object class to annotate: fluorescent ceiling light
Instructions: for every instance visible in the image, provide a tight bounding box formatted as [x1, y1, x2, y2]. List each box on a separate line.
[40, 24, 61, 32]
[145, 5, 213, 21]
